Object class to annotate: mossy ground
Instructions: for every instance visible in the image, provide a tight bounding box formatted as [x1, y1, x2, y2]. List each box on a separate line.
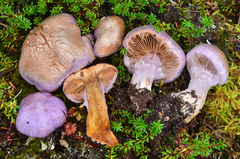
[0, 0, 240, 158]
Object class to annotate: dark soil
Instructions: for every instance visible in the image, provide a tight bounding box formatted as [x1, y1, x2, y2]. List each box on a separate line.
[113, 83, 195, 153]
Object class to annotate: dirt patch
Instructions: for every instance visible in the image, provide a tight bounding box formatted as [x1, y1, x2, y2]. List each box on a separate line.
[113, 84, 191, 149]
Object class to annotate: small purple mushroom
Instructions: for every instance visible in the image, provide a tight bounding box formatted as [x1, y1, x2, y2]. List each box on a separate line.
[123, 25, 186, 91]
[16, 92, 67, 138]
[19, 13, 89, 92]
[170, 44, 229, 123]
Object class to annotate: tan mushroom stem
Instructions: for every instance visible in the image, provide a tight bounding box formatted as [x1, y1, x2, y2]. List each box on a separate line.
[85, 77, 118, 147]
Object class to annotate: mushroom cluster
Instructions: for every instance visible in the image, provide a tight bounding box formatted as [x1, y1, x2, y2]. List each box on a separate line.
[17, 12, 229, 149]
[17, 13, 126, 147]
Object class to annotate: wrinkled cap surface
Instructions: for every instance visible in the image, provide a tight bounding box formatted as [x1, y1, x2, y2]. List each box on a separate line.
[123, 25, 186, 84]
[19, 13, 89, 92]
[187, 44, 229, 86]
[16, 92, 67, 138]
[63, 63, 118, 103]
[94, 16, 125, 58]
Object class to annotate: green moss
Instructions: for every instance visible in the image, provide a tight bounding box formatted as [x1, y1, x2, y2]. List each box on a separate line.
[204, 62, 240, 138]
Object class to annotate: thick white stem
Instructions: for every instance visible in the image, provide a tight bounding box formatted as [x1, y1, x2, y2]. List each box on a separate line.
[130, 54, 163, 91]
[176, 76, 213, 123]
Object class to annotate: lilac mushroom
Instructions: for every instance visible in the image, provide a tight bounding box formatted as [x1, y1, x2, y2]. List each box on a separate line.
[16, 92, 67, 138]
[171, 44, 229, 123]
[63, 63, 118, 147]
[19, 13, 89, 92]
[123, 25, 186, 91]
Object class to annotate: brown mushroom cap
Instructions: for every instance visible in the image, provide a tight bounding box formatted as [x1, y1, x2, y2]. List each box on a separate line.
[123, 25, 185, 90]
[63, 63, 118, 147]
[94, 16, 125, 58]
[19, 13, 89, 92]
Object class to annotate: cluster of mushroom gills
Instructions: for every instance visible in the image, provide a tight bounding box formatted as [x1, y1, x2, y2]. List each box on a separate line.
[169, 44, 229, 123]
[123, 25, 186, 91]
[63, 63, 119, 147]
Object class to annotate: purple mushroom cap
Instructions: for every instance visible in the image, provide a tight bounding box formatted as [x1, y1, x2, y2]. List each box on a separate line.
[123, 25, 186, 90]
[16, 92, 67, 138]
[187, 44, 229, 86]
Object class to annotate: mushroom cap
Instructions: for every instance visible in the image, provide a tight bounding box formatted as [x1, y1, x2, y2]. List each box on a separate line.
[186, 44, 229, 86]
[16, 92, 67, 138]
[82, 34, 95, 65]
[19, 13, 89, 92]
[123, 25, 186, 84]
[63, 63, 118, 103]
[94, 16, 125, 58]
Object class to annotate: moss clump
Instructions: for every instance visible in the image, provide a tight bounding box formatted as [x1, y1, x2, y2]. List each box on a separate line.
[204, 62, 240, 138]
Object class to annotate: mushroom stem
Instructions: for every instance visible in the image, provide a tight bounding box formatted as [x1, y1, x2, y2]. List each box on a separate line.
[178, 78, 212, 123]
[174, 69, 214, 123]
[130, 54, 163, 91]
[85, 77, 118, 147]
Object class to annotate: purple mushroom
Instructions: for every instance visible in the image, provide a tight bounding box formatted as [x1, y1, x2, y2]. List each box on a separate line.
[170, 44, 229, 123]
[123, 25, 186, 91]
[19, 13, 89, 92]
[16, 92, 67, 138]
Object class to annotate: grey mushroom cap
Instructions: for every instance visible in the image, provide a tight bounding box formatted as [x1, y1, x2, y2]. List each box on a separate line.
[16, 92, 67, 138]
[19, 13, 89, 92]
[186, 44, 229, 86]
[123, 25, 185, 90]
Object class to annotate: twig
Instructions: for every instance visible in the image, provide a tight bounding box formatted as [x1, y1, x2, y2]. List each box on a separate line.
[0, 67, 16, 76]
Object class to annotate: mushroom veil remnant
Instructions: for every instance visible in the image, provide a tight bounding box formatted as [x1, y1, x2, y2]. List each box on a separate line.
[19, 13, 89, 92]
[16, 92, 67, 138]
[94, 16, 125, 58]
[169, 44, 229, 123]
[63, 63, 118, 147]
[123, 25, 186, 91]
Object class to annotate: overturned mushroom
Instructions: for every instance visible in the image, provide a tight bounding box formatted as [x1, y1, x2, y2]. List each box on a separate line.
[16, 92, 67, 138]
[94, 16, 125, 58]
[123, 25, 186, 91]
[63, 63, 118, 147]
[168, 44, 229, 123]
[19, 13, 89, 92]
